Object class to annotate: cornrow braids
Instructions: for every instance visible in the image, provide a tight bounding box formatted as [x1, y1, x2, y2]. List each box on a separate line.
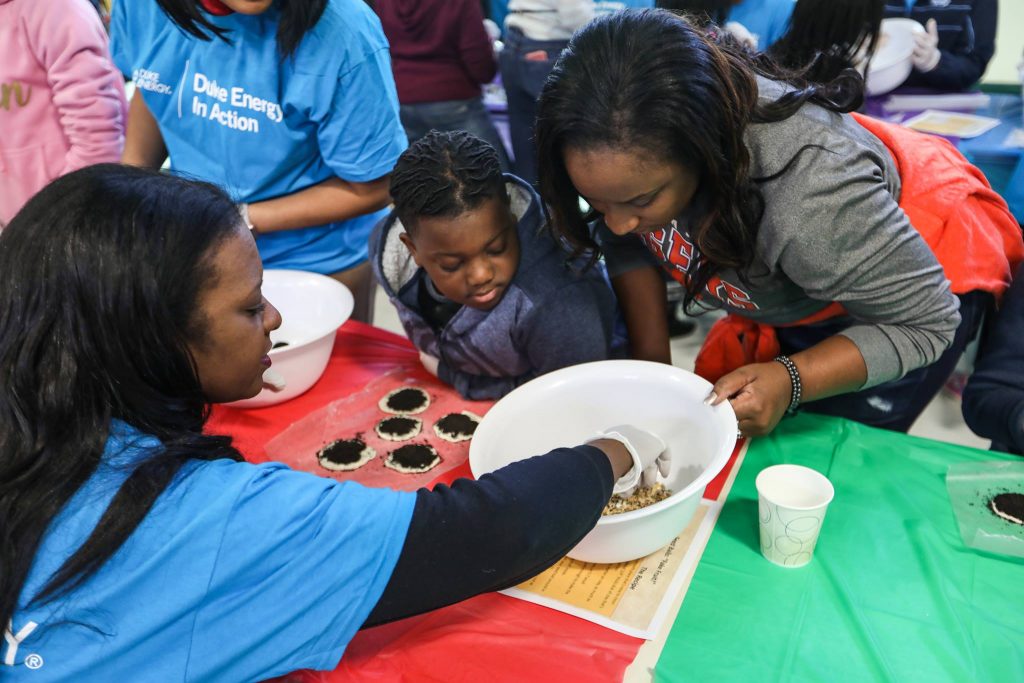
[390, 130, 507, 232]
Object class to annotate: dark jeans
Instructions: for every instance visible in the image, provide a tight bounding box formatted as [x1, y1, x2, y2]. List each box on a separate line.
[399, 96, 511, 171]
[775, 291, 992, 433]
[498, 28, 567, 187]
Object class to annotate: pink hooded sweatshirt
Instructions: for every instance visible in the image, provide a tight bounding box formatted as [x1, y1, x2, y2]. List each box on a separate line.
[0, 0, 127, 226]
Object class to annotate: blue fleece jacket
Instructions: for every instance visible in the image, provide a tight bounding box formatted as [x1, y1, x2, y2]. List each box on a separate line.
[370, 175, 620, 400]
[962, 264, 1024, 456]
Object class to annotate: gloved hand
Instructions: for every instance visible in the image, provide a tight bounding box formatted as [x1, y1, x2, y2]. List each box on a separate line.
[723, 21, 758, 51]
[912, 19, 941, 73]
[592, 425, 671, 496]
[483, 18, 501, 42]
[419, 351, 440, 377]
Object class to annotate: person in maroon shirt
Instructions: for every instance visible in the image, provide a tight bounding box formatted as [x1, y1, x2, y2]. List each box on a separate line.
[375, 0, 511, 170]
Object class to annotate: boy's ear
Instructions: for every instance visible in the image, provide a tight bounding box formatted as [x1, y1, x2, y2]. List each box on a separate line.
[398, 231, 421, 266]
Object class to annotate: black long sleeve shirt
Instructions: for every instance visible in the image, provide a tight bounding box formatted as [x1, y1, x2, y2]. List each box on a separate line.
[962, 264, 1024, 456]
[884, 0, 998, 91]
[363, 445, 614, 626]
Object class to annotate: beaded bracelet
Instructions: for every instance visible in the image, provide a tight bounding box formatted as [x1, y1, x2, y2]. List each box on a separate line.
[773, 355, 802, 415]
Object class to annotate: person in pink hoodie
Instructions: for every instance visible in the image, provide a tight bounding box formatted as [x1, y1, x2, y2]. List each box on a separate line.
[0, 0, 127, 227]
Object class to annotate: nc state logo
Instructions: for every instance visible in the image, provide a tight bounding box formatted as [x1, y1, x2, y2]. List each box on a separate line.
[639, 223, 758, 311]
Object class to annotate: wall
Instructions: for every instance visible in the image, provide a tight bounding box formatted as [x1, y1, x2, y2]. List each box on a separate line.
[983, 1, 1023, 84]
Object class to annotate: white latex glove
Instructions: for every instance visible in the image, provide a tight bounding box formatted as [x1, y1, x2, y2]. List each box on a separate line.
[483, 18, 501, 42]
[592, 425, 671, 497]
[419, 351, 440, 377]
[723, 21, 758, 51]
[912, 19, 941, 73]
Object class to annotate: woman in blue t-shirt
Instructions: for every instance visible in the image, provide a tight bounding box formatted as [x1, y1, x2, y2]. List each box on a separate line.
[0, 165, 667, 680]
[112, 0, 408, 322]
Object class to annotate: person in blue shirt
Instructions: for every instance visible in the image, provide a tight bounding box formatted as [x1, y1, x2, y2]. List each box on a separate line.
[486, 0, 510, 29]
[654, 1, 794, 51]
[727, 0, 795, 49]
[596, 0, 656, 14]
[111, 0, 408, 323]
[0, 164, 668, 680]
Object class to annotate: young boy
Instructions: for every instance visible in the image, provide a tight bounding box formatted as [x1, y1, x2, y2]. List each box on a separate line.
[370, 130, 620, 400]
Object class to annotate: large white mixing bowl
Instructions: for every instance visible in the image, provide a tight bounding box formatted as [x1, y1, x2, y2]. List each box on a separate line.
[866, 18, 926, 96]
[470, 360, 737, 564]
[229, 269, 353, 409]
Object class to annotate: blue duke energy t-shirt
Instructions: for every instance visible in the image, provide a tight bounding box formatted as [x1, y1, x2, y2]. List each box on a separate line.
[728, 0, 796, 49]
[3, 422, 415, 681]
[110, 0, 408, 273]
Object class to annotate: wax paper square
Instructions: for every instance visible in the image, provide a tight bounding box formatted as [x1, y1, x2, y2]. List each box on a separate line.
[265, 368, 493, 491]
[946, 460, 1024, 558]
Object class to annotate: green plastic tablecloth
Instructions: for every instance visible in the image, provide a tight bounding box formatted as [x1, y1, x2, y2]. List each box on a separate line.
[656, 414, 1024, 682]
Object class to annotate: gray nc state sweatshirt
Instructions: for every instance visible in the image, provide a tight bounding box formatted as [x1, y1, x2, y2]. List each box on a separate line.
[600, 78, 960, 389]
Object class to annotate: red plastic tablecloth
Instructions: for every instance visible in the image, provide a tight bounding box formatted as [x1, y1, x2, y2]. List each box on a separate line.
[208, 321, 646, 683]
[210, 321, 745, 682]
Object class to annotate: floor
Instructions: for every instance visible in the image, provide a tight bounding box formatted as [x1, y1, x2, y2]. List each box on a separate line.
[371, 289, 991, 451]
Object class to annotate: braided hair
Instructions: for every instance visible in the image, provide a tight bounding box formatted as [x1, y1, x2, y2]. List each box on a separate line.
[389, 130, 507, 232]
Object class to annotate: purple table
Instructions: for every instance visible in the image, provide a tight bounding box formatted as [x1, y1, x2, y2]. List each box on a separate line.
[866, 88, 1023, 222]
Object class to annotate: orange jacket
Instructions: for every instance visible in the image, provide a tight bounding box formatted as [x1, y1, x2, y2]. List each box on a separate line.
[694, 114, 1024, 383]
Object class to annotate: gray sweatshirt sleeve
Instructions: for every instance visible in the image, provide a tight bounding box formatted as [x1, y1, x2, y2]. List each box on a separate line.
[761, 142, 961, 388]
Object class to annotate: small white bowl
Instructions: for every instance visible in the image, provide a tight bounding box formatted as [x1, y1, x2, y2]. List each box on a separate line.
[470, 360, 737, 563]
[228, 269, 353, 409]
[866, 18, 926, 96]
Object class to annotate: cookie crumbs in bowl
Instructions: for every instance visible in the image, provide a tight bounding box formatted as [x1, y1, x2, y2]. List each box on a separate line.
[603, 483, 673, 516]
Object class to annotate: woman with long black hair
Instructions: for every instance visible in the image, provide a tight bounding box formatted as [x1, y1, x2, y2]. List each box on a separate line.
[536, 9, 1022, 436]
[110, 0, 407, 322]
[0, 165, 665, 679]
[766, 0, 884, 83]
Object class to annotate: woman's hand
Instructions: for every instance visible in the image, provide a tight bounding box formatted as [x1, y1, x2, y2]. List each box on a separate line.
[707, 336, 869, 437]
[708, 361, 792, 437]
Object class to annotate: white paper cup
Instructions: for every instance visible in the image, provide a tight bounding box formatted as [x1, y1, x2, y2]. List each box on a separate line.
[755, 464, 835, 568]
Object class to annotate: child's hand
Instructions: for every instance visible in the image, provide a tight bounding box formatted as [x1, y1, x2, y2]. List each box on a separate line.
[707, 361, 792, 437]
[419, 351, 440, 377]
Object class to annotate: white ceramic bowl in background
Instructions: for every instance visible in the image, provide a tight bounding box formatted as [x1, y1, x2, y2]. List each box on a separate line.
[470, 360, 737, 564]
[866, 18, 926, 96]
[229, 269, 354, 409]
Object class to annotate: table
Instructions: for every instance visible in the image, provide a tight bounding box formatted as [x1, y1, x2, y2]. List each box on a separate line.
[211, 322, 1024, 683]
[958, 95, 1024, 223]
[865, 91, 1024, 222]
[655, 413, 1024, 682]
[210, 322, 646, 683]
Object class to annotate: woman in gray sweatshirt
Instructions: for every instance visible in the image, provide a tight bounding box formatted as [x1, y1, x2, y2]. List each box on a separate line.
[534, 9, 1022, 436]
